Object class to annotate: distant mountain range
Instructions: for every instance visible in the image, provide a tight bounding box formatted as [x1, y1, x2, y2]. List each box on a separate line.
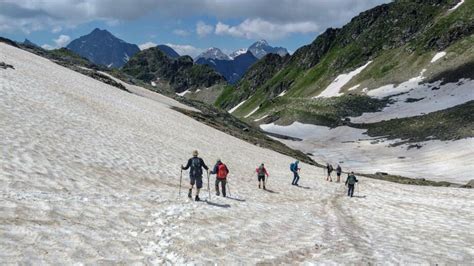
[67, 28, 140, 68]
[194, 40, 288, 84]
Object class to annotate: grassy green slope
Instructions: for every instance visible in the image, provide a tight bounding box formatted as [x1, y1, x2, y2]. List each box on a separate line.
[217, 0, 473, 126]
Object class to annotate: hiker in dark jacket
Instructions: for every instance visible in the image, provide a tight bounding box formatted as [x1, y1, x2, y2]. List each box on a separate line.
[210, 159, 229, 197]
[326, 163, 334, 182]
[345, 172, 358, 197]
[182, 150, 209, 201]
[256, 163, 269, 189]
[336, 164, 342, 183]
[290, 160, 300, 186]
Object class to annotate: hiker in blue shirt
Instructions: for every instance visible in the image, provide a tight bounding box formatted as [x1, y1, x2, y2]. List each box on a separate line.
[290, 160, 300, 186]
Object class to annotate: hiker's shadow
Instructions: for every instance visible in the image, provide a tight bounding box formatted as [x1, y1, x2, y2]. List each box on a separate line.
[263, 189, 279, 194]
[296, 185, 311, 189]
[352, 195, 367, 199]
[226, 196, 246, 202]
[205, 200, 231, 208]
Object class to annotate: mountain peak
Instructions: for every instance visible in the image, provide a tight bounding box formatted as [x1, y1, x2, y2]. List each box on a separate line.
[248, 40, 288, 59]
[66, 28, 140, 68]
[196, 47, 230, 61]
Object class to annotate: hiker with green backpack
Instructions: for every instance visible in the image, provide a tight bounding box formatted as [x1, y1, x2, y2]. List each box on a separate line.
[345, 171, 359, 197]
[181, 150, 209, 201]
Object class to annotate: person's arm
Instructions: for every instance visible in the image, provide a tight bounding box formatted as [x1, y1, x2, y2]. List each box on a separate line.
[355, 176, 358, 182]
[345, 175, 349, 185]
[182, 159, 191, 170]
[210, 164, 218, 175]
[225, 165, 229, 174]
[265, 168, 269, 177]
[201, 158, 209, 171]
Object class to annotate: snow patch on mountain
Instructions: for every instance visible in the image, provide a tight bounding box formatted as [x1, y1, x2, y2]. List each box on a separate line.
[316, 61, 372, 98]
[430, 51, 446, 63]
[228, 99, 247, 113]
[449, 0, 465, 10]
[244, 106, 260, 118]
[367, 69, 426, 98]
[351, 79, 474, 123]
[230, 48, 248, 59]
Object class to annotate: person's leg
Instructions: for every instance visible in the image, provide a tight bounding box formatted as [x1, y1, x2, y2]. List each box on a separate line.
[258, 176, 262, 188]
[215, 179, 220, 196]
[221, 179, 226, 197]
[195, 177, 203, 200]
[347, 185, 351, 196]
[349, 184, 354, 197]
[295, 173, 300, 185]
[292, 172, 296, 185]
[262, 176, 266, 190]
[189, 176, 195, 198]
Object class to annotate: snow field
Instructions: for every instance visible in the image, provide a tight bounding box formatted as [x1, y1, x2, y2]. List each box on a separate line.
[261, 122, 474, 184]
[1, 43, 473, 264]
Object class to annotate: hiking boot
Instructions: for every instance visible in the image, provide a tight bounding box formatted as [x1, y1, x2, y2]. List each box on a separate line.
[258, 184, 261, 189]
[216, 192, 220, 196]
[195, 195, 200, 201]
[263, 185, 266, 190]
[188, 189, 192, 198]
[223, 194, 226, 197]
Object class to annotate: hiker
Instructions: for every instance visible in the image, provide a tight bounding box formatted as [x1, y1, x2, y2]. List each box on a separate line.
[210, 159, 229, 197]
[345, 171, 358, 197]
[326, 163, 334, 182]
[181, 150, 209, 201]
[256, 163, 269, 189]
[336, 164, 342, 182]
[290, 160, 300, 186]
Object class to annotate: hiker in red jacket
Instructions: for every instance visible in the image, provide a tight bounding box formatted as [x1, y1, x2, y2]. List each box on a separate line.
[211, 159, 229, 197]
[256, 163, 269, 190]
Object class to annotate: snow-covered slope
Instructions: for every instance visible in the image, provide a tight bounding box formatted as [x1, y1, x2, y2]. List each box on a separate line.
[261, 122, 474, 184]
[1, 43, 473, 264]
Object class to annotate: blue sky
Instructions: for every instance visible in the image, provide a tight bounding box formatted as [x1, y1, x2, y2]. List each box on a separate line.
[0, 0, 391, 57]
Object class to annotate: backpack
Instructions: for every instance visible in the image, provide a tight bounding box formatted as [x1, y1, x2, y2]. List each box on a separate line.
[258, 166, 265, 176]
[217, 163, 228, 179]
[191, 157, 202, 177]
[290, 163, 295, 171]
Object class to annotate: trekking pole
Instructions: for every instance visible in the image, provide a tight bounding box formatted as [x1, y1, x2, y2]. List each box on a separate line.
[179, 168, 183, 197]
[207, 170, 211, 201]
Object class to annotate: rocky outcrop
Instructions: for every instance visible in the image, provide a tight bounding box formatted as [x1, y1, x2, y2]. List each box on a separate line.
[122, 47, 225, 93]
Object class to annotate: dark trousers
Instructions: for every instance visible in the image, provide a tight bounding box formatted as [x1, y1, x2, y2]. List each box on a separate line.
[215, 179, 226, 196]
[348, 184, 355, 197]
[292, 171, 300, 185]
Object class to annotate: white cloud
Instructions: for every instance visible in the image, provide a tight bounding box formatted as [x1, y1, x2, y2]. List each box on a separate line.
[53, 34, 71, 47]
[196, 21, 213, 37]
[215, 18, 319, 40]
[41, 44, 54, 50]
[165, 43, 203, 58]
[173, 29, 189, 37]
[139, 41, 157, 50]
[0, 0, 390, 36]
